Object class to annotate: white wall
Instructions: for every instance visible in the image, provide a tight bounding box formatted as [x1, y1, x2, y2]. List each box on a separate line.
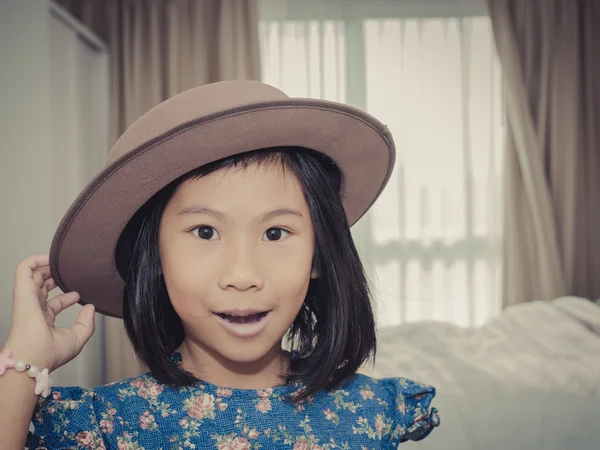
[0, 0, 108, 388]
[0, 0, 55, 345]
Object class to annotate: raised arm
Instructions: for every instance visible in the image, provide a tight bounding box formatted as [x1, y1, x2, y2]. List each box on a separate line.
[0, 254, 95, 449]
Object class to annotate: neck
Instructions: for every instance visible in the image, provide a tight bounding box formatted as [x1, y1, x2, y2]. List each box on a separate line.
[177, 338, 289, 390]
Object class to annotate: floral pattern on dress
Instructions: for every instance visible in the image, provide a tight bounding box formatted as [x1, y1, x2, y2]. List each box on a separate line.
[26, 372, 439, 449]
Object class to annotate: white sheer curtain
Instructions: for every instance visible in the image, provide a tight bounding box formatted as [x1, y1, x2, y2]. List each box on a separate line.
[259, 0, 504, 327]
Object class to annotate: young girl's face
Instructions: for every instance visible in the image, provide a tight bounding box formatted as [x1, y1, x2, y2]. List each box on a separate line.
[158, 161, 316, 365]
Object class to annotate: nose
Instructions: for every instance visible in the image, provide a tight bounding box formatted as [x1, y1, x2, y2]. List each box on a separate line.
[217, 238, 264, 292]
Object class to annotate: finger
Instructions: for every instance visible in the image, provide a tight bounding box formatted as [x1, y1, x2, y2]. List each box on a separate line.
[40, 278, 58, 312]
[46, 291, 80, 318]
[15, 255, 50, 282]
[39, 275, 58, 312]
[41, 278, 57, 299]
[69, 304, 96, 348]
[32, 267, 52, 289]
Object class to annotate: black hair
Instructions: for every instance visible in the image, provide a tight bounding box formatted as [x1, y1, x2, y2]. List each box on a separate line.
[115, 147, 376, 402]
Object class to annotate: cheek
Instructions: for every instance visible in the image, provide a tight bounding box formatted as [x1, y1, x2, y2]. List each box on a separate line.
[267, 248, 313, 308]
[161, 245, 215, 315]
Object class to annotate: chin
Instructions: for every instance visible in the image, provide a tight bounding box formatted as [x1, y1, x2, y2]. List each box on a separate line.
[212, 336, 281, 365]
[217, 347, 270, 366]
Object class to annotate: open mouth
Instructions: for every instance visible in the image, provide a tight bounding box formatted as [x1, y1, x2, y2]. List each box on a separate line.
[215, 311, 270, 324]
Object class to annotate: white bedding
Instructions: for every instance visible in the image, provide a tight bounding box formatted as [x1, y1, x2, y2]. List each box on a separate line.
[364, 297, 600, 449]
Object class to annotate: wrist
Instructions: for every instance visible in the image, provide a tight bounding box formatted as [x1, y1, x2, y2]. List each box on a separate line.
[3, 338, 54, 373]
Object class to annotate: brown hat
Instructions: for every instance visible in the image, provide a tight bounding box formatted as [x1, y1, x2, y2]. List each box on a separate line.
[49, 80, 395, 318]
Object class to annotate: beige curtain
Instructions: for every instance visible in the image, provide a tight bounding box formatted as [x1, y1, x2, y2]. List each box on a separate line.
[56, 0, 261, 382]
[487, 0, 600, 307]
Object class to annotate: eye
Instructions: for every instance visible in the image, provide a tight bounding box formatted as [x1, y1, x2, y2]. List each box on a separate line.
[262, 228, 290, 242]
[192, 226, 221, 240]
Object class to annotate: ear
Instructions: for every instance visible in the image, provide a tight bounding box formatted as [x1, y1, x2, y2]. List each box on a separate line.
[310, 267, 319, 279]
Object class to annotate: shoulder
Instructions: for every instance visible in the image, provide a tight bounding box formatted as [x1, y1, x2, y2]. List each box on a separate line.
[41, 371, 158, 404]
[337, 373, 440, 444]
[28, 372, 165, 448]
[339, 372, 436, 400]
[94, 371, 162, 398]
[28, 384, 108, 449]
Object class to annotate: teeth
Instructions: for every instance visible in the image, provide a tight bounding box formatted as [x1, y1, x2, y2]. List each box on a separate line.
[219, 312, 268, 324]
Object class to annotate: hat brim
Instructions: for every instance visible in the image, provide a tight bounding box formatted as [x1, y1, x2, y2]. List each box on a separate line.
[50, 99, 395, 318]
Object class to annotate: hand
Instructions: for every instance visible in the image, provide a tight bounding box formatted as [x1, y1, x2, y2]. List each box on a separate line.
[5, 254, 95, 373]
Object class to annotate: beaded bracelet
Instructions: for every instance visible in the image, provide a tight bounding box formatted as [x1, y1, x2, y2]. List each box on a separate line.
[0, 349, 52, 398]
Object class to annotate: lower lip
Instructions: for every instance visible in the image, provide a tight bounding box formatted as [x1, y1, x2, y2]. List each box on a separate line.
[214, 312, 272, 338]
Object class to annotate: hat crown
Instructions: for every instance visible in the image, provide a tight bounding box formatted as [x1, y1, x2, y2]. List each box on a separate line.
[107, 81, 289, 166]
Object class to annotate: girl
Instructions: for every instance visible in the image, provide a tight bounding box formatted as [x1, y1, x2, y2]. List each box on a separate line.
[0, 80, 439, 449]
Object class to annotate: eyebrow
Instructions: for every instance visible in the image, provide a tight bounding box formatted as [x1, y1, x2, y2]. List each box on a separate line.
[176, 206, 304, 222]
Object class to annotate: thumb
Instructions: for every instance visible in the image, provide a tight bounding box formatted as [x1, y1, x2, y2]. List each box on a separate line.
[70, 303, 96, 348]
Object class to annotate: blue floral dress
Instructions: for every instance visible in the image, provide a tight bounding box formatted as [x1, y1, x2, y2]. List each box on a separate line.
[27, 370, 439, 449]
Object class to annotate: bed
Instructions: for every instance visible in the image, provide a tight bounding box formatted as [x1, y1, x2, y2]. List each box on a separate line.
[363, 296, 600, 449]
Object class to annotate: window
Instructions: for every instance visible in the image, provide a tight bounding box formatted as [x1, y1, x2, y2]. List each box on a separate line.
[259, 0, 504, 327]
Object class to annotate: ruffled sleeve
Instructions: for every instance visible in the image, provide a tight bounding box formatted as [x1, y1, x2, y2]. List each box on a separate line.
[384, 377, 440, 447]
[26, 386, 109, 449]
